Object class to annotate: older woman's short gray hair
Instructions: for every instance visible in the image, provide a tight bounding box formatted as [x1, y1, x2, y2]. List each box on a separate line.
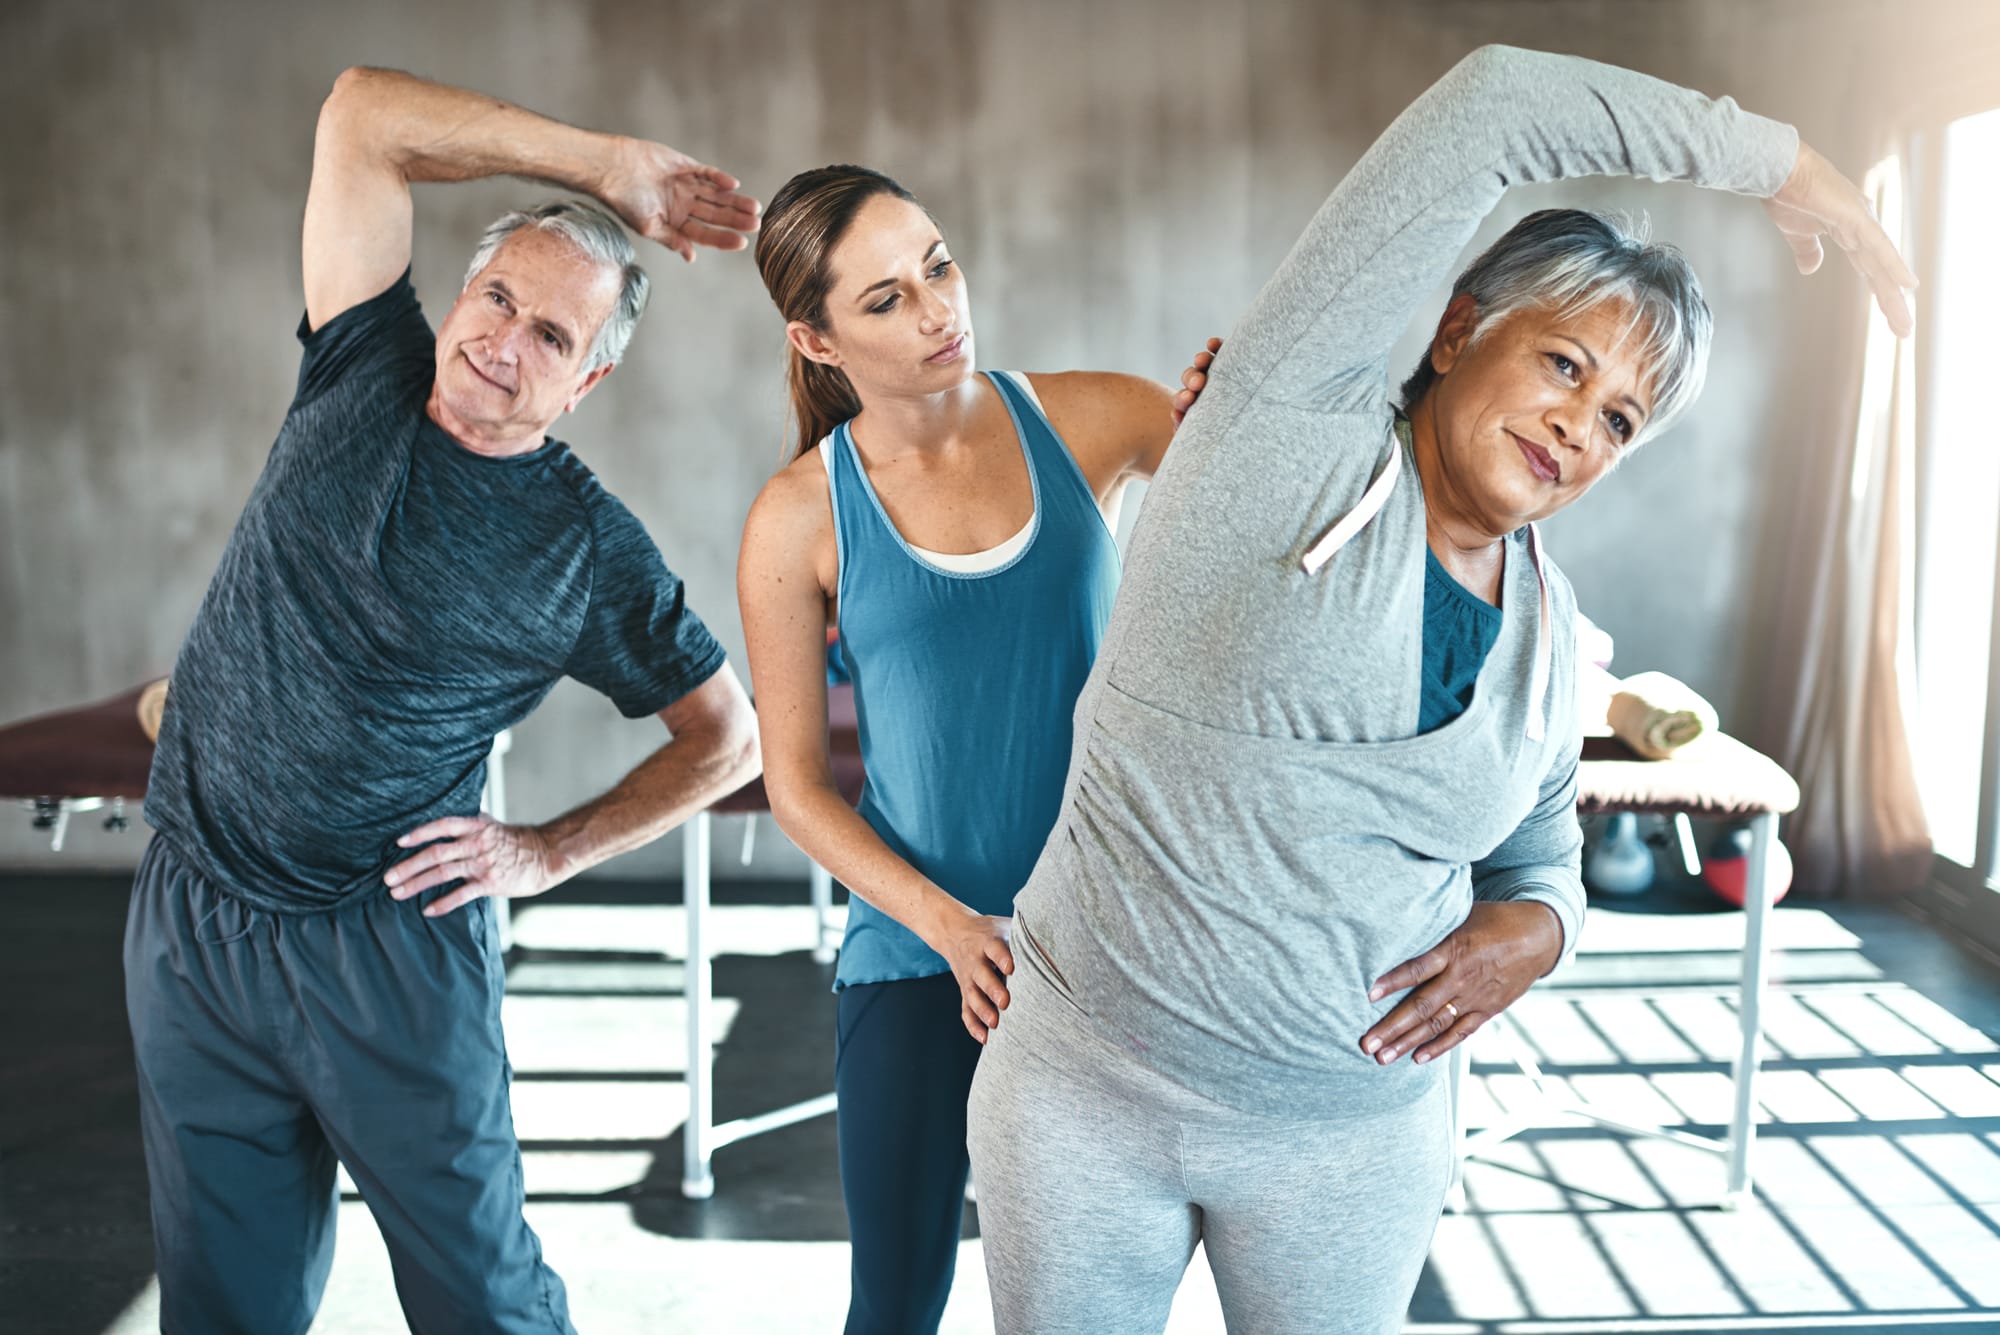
[463, 200, 651, 371]
[1399, 208, 1712, 444]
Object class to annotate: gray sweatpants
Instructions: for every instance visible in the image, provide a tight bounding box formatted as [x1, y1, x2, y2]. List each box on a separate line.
[966, 956, 1451, 1334]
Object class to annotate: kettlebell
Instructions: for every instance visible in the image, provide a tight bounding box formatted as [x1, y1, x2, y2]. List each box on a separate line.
[1585, 812, 1655, 897]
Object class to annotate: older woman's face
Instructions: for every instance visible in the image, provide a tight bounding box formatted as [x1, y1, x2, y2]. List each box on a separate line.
[1426, 296, 1656, 529]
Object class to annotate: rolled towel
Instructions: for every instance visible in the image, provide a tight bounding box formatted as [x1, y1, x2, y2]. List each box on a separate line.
[1607, 671, 1717, 759]
[1577, 661, 1620, 735]
[136, 677, 169, 743]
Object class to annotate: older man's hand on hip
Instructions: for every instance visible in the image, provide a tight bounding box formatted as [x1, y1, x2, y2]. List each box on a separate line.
[385, 814, 557, 917]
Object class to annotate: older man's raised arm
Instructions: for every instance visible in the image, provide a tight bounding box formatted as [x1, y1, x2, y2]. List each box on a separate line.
[302, 66, 761, 330]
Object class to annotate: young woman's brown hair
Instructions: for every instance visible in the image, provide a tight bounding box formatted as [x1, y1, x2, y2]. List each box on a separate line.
[754, 165, 924, 459]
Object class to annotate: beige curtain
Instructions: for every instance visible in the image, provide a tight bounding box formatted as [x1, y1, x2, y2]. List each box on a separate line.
[1752, 158, 1933, 901]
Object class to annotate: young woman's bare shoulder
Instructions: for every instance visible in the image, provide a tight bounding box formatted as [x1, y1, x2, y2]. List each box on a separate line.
[742, 449, 836, 570]
[1024, 371, 1176, 487]
[1028, 370, 1171, 410]
[1028, 370, 1171, 434]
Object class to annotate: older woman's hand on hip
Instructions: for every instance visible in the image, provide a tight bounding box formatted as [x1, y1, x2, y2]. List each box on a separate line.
[1764, 142, 1918, 336]
[1359, 901, 1565, 1066]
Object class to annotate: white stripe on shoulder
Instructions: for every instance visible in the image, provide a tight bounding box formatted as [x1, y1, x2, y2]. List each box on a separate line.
[817, 434, 834, 477]
[997, 370, 1048, 419]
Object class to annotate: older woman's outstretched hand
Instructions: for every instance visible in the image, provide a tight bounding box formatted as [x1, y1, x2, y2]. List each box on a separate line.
[1765, 142, 1918, 337]
[1359, 901, 1565, 1067]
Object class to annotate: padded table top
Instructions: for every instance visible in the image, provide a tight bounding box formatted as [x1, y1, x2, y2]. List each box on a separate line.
[1577, 731, 1799, 818]
[0, 684, 156, 801]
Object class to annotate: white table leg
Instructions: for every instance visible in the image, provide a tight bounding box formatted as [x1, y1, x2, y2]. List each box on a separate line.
[1445, 1041, 1471, 1213]
[484, 732, 513, 954]
[810, 862, 836, 964]
[1724, 811, 1777, 1208]
[682, 811, 715, 1200]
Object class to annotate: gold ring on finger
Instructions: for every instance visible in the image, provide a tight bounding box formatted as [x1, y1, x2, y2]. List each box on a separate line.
[1444, 1001, 1459, 1021]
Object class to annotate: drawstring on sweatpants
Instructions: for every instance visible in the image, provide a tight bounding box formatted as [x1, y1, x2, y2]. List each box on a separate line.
[194, 895, 259, 946]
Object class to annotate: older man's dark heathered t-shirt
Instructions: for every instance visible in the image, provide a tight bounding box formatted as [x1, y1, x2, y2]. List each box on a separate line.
[144, 271, 726, 913]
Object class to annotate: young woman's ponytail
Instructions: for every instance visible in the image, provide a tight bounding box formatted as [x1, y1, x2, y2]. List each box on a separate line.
[755, 165, 923, 460]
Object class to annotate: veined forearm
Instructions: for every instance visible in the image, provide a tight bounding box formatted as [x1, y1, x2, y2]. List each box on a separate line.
[325, 66, 625, 199]
[535, 727, 759, 884]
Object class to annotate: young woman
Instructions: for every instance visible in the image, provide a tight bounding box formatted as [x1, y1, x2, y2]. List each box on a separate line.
[735, 165, 1180, 1334]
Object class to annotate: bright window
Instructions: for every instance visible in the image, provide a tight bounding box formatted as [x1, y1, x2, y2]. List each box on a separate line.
[1913, 107, 2000, 871]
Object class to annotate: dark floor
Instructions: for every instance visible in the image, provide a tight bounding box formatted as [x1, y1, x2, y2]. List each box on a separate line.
[4, 860, 2000, 1333]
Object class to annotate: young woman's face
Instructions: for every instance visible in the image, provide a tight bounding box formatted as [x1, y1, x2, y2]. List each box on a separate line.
[1427, 296, 1658, 529]
[798, 193, 974, 398]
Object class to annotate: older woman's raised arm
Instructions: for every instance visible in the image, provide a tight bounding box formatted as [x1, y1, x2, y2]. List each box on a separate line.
[1205, 44, 1802, 417]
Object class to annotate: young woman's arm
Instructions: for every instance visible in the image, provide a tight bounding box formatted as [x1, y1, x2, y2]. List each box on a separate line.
[1027, 371, 1180, 505]
[737, 461, 1016, 1041]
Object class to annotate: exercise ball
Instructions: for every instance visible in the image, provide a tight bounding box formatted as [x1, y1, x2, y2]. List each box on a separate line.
[1585, 812, 1655, 897]
[1700, 825, 1794, 908]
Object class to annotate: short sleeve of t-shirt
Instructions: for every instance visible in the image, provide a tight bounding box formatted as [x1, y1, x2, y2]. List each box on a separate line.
[566, 496, 728, 718]
[293, 269, 435, 405]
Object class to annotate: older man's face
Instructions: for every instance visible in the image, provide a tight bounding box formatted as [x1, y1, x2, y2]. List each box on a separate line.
[431, 228, 621, 449]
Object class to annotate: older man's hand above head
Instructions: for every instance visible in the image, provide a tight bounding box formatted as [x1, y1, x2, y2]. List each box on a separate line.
[599, 137, 763, 263]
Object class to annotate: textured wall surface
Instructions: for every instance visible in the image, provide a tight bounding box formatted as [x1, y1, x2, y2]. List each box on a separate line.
[3, 0, 1993, 874]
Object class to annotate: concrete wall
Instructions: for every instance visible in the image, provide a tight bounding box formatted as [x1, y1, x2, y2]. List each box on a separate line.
[3, 0, 1994, 875]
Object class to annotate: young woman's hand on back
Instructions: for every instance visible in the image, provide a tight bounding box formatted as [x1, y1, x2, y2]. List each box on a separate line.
[924, 905, 1016, 1043]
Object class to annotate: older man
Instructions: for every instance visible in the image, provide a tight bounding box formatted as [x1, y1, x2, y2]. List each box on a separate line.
[126, 67, 762, 1332]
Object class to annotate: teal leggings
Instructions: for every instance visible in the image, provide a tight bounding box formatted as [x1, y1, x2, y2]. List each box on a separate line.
[835, 972, 983, 1335]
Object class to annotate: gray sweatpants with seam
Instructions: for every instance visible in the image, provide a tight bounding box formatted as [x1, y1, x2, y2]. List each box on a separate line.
[967, 957, 1452, 1334]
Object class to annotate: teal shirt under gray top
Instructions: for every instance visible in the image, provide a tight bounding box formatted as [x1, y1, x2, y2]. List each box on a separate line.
[1402, 408, 1508, 734]
[1422, 546, 1504, 733]
[1012, 46, 1798, 1119]
[828, 370, 1121, 989]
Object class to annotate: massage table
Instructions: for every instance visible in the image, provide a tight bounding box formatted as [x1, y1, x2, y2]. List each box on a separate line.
[1448, 728, 1801, 1209]
[0, 684, 157, 850]
[0, 683, 514, 873]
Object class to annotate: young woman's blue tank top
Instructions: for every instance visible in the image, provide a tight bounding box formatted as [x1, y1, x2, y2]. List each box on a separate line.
[827, 371, 1121, 989]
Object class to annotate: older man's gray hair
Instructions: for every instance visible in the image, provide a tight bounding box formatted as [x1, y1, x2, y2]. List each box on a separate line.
[464, 200, 651, 371]
[1398, 208, 1713, 445]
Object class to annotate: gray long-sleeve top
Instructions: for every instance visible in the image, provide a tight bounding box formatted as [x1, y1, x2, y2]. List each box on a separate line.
[1012, 45, 1799, 1119]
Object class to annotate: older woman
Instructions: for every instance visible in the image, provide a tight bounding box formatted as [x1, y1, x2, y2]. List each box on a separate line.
[964, 43, 1912, 1335]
